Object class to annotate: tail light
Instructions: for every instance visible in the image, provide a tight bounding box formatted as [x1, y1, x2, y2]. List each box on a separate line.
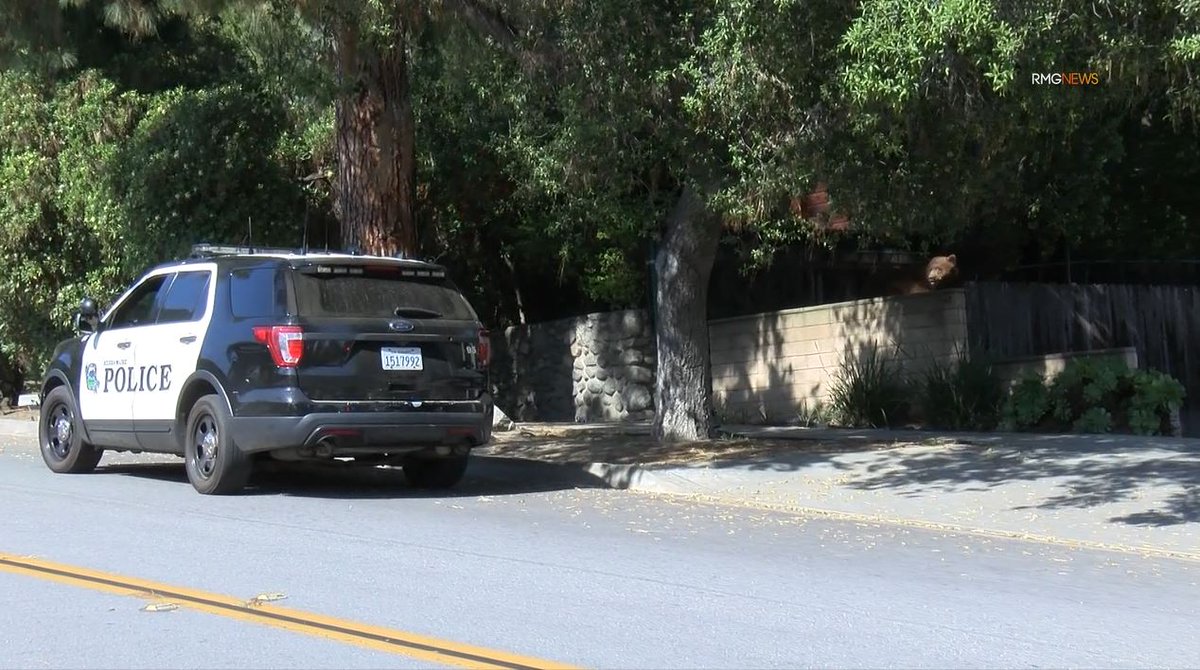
[476, 329, 491, 370]
[253, 326, 304, 368]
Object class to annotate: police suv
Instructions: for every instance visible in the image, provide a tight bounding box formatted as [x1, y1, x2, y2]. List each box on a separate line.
[38, 244, 494, 495]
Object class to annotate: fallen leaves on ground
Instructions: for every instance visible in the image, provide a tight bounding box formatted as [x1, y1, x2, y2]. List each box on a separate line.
[485, 428, 910, 467]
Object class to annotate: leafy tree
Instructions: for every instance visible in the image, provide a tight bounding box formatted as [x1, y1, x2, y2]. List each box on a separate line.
[0, 9, 309, 387]
[831, 0, 1200, 266]
[437, 0, 856, 441]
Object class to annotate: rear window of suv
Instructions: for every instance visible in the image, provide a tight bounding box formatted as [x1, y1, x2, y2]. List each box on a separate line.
[292, 268, 477, 320]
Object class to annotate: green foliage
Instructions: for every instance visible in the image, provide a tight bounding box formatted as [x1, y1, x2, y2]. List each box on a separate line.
[0, 69, 311, 380]
[1128, 369, 1187, 435]
[1000, 372, 1052, 431]
[830, 0, 1200, 263]
[1002, 358, 1187, 436]
[1047, 357, 1127, 426]
[919, 350, 1005, 431]
[107, 83, 306, 271]
[794, 398, 832, 428]
[829, 345, 912, 428]
[1073, 407, 1113, 434]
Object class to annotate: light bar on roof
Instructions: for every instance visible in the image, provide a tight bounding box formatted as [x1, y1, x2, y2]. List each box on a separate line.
[397, 269, 446, 278]
[314, 265, 363, 274]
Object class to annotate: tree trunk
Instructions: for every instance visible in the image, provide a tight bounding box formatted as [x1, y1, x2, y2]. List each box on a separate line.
[332, 22, 418, 257]
[653, 185, 723, 443]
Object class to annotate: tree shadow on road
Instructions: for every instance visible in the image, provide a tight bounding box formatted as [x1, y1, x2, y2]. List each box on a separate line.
[97, 455, 607, 500]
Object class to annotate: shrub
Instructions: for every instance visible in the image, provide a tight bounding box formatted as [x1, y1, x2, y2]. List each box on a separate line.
[1047, 357, 1125, 426]
[1073, 406, 1113, 434]
[920, 350, 1005, 430]
[1003, 357, 1186, 436]
[1127, 369, 1187, 435]
[1001, 372, 1053, 431]
[0, 68, 312, 382]
[794, 398, 831, 427]
[829, 345, 912, 428]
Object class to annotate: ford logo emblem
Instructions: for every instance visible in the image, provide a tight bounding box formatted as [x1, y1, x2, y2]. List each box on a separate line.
[389, 320, 414, 332]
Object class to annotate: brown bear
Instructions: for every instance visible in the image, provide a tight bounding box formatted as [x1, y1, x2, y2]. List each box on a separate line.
[885, 254, 960, 295]
[923, 254, 960, 289]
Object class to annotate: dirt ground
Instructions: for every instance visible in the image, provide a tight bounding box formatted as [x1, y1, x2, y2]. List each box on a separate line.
[0, 406, 37, 422]
[485, 424, 902, 466]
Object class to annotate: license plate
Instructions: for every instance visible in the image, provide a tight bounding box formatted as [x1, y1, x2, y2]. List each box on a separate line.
[381, 346, 423, 371]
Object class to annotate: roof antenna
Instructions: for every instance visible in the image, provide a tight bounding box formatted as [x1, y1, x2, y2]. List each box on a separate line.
[247, 216, 255, 254]
[301, 199, 310, 256]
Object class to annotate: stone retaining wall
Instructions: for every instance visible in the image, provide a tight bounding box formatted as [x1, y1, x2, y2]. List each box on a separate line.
[491, 309, 656, 422]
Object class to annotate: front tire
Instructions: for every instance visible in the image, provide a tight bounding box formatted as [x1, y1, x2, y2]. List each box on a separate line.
[184, 395, 250, 495]
[403, 455, 469, 490]
[38, 386, 103, 474]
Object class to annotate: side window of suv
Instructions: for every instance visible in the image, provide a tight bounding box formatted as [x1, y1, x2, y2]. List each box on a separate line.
[230, 267, 284, 318]
[107, 274, 171, 330]
[157, 271, 212, 324]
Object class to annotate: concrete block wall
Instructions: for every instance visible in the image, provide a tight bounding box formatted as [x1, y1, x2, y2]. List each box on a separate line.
[709, 290, 969, 422]
[990, 347, 1139, 387]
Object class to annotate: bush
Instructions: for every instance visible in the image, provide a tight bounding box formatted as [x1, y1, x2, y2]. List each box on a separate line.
[1128, 369, 1187, 435]
[1001, 357, 1186, 436]
[829, 345, 912, 428]
[794, 398, 832, 427]
[1073, 406, 1113, 434]
[919, 350, 1005, 430]
[1000, 372, 1053, 431]
[0, 68, 312, 383]
[1047, 357, 1125, 427]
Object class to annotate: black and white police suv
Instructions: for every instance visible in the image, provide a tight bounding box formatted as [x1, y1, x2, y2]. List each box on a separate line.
[37, 244, 494, 495]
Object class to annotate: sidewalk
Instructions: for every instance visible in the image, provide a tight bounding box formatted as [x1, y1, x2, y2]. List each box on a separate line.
[482, 422, 1200, 559]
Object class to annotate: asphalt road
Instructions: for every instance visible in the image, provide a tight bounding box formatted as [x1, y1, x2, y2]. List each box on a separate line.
[1, 434, 1198, 669]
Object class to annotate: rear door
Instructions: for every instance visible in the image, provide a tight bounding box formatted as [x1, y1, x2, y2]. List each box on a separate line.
[289, 264, 487, 404]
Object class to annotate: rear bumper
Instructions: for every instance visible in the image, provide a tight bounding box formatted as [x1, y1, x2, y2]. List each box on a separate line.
[228, 399, 494, 454]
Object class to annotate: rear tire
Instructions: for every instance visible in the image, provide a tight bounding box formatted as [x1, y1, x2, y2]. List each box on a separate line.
[184, 394, 250, 495]
[38, 386, 103, 474]
[403, 454, 469, 490]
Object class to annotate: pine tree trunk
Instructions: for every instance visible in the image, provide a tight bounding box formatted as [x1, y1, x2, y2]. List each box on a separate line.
[333, 24, 417, 257]
[652, 185, 723, 443]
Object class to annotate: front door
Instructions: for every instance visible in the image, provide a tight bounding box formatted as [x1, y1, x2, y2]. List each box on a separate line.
[79, 272, 173, 449]
[133, 266, 216, 451]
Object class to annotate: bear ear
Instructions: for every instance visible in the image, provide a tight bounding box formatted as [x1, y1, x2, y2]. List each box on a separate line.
[946, 254, 957, 265]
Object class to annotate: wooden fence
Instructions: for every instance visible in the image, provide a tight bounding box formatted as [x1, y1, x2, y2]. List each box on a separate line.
[964, 282, 1200, 436]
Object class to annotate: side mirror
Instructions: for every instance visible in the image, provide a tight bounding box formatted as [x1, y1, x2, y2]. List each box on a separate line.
[74, 313, 94, 334]
[76, 298, 100, 334]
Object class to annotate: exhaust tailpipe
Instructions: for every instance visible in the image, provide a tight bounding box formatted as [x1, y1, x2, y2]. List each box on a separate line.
[314, 437, 337, 458]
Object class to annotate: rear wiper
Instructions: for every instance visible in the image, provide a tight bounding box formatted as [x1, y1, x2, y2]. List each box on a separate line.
[394, 306, 443, 318]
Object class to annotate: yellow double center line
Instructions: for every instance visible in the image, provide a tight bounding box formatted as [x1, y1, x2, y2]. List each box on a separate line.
[0, 552, 578, 670]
